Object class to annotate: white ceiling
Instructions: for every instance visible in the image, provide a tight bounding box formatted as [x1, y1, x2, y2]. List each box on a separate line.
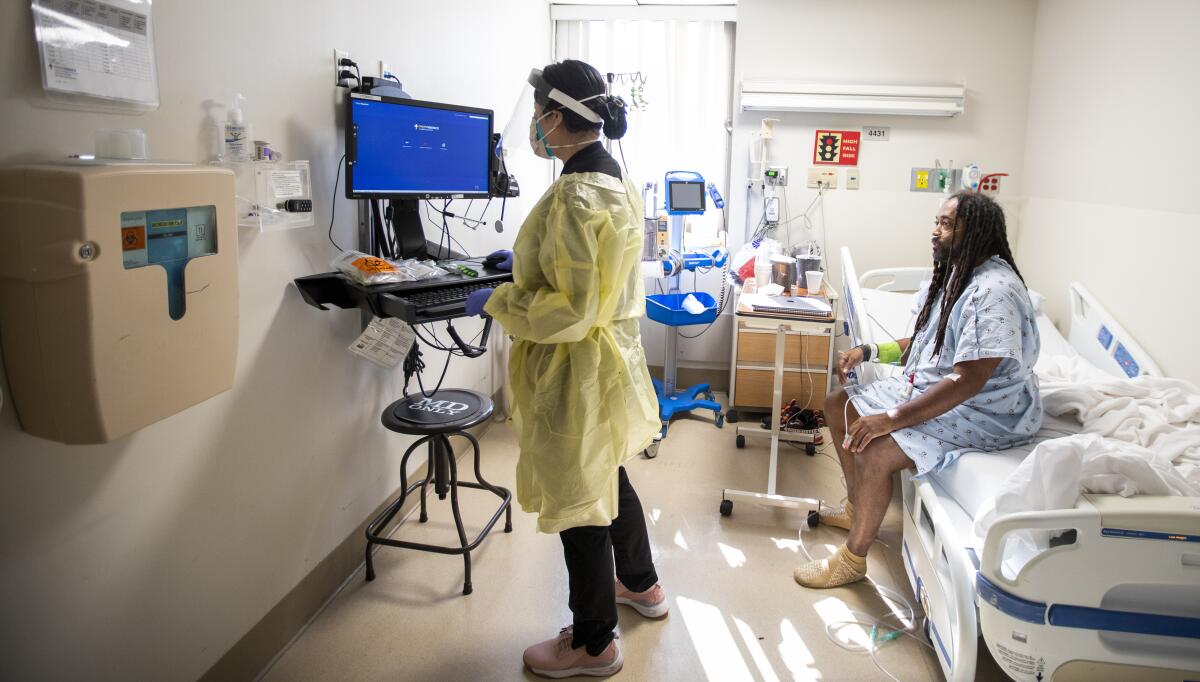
[552, 1, 736, 5]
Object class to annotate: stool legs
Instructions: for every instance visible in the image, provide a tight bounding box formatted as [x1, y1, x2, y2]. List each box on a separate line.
[462, 431, 513, 534]
[443, 436, 472, 594]
[365, 435, 435, 582]
[363, 431, 512, 594]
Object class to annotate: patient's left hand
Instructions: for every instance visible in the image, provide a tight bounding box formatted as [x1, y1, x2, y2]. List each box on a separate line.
[846, 413, 898, 453]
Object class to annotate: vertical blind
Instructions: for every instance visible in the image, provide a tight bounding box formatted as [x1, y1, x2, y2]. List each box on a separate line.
[554, 18, 735, 240]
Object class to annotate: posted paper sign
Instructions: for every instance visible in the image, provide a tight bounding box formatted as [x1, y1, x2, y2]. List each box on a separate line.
[349, 317, 416, 369]
[813, 130, 861, 166]
[270, 171, 304, 199]
[32, 0, 159, 107]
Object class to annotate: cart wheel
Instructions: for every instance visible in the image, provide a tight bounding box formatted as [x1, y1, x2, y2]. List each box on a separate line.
[726, 409, 740, 423]
[660, 422, 669, 439]
[735, 434, 746, 449]
[720, 499, 733, 517]
[805, 443, 817, 456]
[643, 439, 660, 459]
[807, 509, 820, 528]
[715, 413, 725, 429]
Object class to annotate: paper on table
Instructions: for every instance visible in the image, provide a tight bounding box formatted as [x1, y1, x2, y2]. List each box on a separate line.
[33, 0, 159, 107]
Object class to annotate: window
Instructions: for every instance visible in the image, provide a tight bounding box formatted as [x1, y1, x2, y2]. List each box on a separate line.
[554, 18, 735, 242]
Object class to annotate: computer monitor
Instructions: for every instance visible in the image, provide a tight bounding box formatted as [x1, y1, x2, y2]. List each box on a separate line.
[345, 93, 493, 199]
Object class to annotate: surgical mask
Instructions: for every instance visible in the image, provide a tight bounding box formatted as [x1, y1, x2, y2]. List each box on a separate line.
[502, 67, 606, 164]
[528, 105, 603, 160]
[529, 114, 556, 159]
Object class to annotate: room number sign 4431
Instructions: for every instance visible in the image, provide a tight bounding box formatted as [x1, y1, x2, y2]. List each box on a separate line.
[863, 126, 890, 141]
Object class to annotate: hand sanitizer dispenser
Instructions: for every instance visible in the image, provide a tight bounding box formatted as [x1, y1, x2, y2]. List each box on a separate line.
[0, 162, 239, 444]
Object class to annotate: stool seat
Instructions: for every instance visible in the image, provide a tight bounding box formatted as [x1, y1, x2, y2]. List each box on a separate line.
[382, 389, 493, 435]
[366, 387, 510, 596]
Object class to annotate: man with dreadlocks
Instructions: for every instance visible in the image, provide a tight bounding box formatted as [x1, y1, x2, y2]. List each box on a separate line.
[795, 191, 1042, 589]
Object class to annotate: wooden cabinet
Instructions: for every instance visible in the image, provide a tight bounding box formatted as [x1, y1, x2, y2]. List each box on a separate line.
[728, 289, 838, 415]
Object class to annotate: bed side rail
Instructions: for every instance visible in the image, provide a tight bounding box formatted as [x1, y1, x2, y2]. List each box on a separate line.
[860, 267, 932, 293]
[908, 475, 979, 682]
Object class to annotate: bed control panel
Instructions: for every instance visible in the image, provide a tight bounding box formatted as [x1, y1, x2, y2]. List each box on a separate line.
[1113, 343, 1140, 378]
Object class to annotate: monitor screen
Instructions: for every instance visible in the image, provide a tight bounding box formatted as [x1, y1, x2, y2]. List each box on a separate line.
[346, 93, 493, 199]
[668, 181, 705, 212]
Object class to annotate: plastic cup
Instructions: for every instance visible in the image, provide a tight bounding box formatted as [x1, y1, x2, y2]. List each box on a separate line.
[755, 262, 771, 287]
[805, 270, 824, 294]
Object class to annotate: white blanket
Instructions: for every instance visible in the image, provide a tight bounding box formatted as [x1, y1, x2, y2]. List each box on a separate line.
[974, 358, 1200, 538]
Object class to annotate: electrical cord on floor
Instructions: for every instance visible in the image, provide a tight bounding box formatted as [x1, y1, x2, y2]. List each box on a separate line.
[797, 517, 935, 682]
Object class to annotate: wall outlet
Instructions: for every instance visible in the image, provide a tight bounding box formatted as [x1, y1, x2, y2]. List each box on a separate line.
[846, 168, 861, 190]
[334, 49, 351, 86]
[807, 167, 838, 189]
[980, 173, 1005, 194]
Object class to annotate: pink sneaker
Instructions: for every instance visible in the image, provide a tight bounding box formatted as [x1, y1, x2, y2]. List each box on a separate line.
[615, 580, 669, 618]
[523, 627, 623, 678]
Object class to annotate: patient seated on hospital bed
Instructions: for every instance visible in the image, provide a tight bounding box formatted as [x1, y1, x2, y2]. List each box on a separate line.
[794, 191, 1043, 589]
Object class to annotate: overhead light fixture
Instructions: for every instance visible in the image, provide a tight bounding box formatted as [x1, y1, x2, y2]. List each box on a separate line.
[740, 81, 965, 117]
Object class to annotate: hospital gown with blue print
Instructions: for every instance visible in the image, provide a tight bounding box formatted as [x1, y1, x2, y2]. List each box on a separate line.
[846, 256, 1042, 476]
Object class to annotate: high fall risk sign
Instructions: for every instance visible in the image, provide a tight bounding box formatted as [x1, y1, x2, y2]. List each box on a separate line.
[813, 130, 860, 166]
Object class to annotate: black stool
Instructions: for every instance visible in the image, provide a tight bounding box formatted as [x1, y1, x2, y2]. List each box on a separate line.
[365, 389, 512, 595]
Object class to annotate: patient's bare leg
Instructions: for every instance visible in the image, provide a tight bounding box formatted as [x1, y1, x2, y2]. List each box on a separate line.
[823, 388, 859, 505]
[846, 434, 912, 557]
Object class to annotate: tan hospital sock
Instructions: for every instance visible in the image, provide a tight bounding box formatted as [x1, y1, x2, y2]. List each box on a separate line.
[793, 545, 868, 589]
[819, 500, 854, 530]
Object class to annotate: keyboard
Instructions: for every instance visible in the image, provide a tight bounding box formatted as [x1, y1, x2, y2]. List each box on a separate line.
[294, 269, 513, 325]
[402, 281, 497, 314]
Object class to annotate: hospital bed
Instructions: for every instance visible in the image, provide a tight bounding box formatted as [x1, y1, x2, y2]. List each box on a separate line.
[839, 248, 1200, 682]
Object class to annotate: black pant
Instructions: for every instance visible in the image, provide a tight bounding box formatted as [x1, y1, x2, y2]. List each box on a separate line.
[559, 466, 658, 656]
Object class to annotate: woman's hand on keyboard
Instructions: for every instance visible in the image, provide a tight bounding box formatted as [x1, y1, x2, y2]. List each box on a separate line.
[465, 288, 495, 317]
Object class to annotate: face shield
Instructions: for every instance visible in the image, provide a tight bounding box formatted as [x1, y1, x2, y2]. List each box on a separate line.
[499, 68, 604, 163]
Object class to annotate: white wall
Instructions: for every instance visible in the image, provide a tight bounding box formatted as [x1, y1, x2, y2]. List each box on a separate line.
[684, 0, 1037, 367]
[1016, 0, 1200, 383]
[0, 1, 550, 680]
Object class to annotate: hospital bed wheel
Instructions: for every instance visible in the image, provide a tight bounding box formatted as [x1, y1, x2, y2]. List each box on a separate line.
[805, 443, 816, 456]
[735, 434, 746, 449]
[715, 413, 725, 429]
[726, 409, 740, 423]
[806, 509, 820, 528]
[719, 499, 733, 517]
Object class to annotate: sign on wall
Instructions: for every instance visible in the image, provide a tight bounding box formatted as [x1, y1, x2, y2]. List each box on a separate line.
[813, 130, 861, 166]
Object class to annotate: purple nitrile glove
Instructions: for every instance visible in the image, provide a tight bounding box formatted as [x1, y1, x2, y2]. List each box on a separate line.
[465, 287, 494, 317]
[488, 249, 513, 271]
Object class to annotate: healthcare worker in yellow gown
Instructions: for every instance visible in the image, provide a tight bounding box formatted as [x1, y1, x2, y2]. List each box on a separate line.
[464, 60, 665, 678]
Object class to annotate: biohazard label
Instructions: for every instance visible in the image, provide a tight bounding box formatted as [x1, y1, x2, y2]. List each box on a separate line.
[351, 256, 396, 274]
[121, 226, 146, 251]
[813, 130, 861, 166]
[993, 642, 1045, 681]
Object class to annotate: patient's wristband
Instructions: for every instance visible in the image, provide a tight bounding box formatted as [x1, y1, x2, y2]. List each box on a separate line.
[877, 341, 902, 364]
[857, 344, 875, 362]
